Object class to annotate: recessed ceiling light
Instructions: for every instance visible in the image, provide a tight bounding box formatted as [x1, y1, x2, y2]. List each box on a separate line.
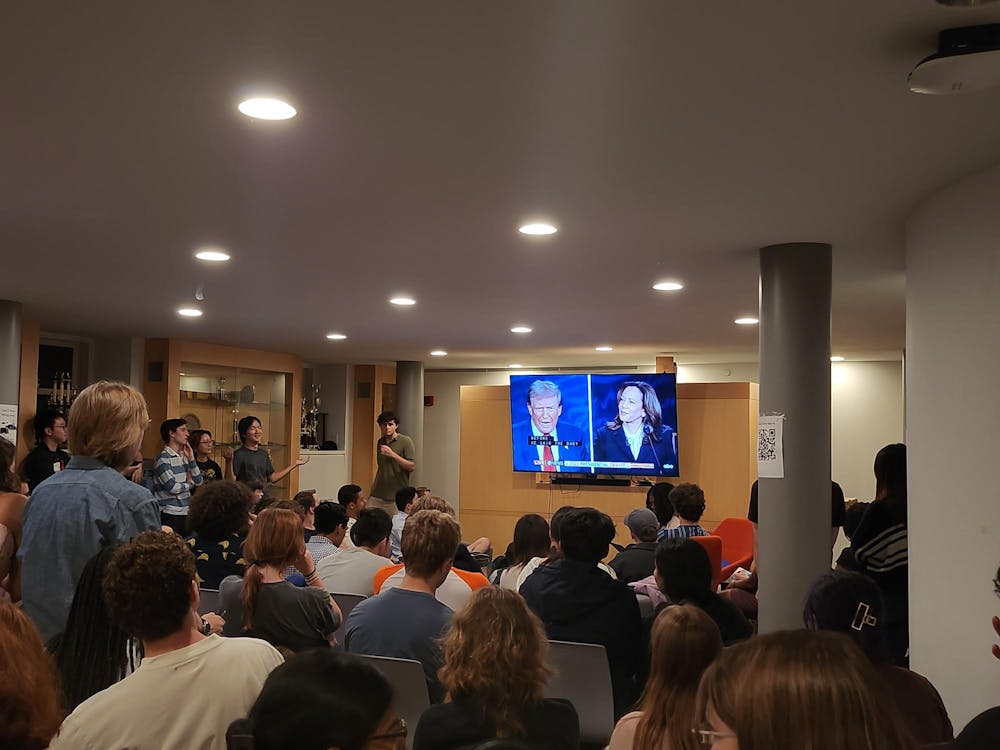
[734, 317, 759, 326]
[518, 222, 558, 236]
[177, 307, 203, 318]
[595, 346, 614, 352]
[238, 97, 297, 120]
[652, 281, 684, 292]
[430, 350, 448, 357]
[195, 248, 230, 262]
[326, 333, 347, 341]
[389, 297, 416, 306]
[509, 363, 524, 369]
[830, 356, 845, 362]
[510, 326, 533, 334]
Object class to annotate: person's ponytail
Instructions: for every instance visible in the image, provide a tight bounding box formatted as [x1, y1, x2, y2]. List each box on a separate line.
[241, 564, 262, 631]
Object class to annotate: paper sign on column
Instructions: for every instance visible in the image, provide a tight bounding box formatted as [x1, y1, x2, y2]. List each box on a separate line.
[757, 414, 784, 479]
[0, 403, 17, 450]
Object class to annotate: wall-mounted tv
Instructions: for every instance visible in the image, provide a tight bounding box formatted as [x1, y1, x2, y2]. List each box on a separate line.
[510, 373, 679, 477]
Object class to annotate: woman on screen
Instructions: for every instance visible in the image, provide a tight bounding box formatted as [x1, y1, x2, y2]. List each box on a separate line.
[594, 381, 677, 475]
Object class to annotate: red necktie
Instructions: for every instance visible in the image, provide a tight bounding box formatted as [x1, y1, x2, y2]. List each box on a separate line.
[543, 444, 555, 471]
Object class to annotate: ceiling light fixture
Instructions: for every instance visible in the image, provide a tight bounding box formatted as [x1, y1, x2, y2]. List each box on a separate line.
[595, 346, 614, 352]
[508, 363, 524, 369]
[518, 222, 558, 236]
[238, 97, 297, 120]
[652, 281, 684, 292]
[830, 355, 845, 362]
[195, 248, 231, 262]
[430, 350, 448, 357]
[510, 326, 533, 334]
[326, 333, 347, 341]
[734, 317, 759, 326]
[177, 307, 203, 318]
[389, 296, 416, 306]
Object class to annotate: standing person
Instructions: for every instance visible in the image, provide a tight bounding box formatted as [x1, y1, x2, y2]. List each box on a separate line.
[19, 381, 161, 641]
[153, 418, 203, 534]
[20, 410, 70, 493]
[48, 532, 284, 750]
[840, 443, 909, 666]
[232, 416, 309, 493]
[368, 411, 415, 516]
[190, 429, 234, 483]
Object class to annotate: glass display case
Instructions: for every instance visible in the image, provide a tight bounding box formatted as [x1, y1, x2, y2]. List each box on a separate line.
[178, 364, 291, 496]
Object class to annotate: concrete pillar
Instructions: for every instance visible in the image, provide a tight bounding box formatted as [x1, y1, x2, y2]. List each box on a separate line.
[756, 243, 833, 633]
[396, 361, 424, 484]
[906, 163, 1000, 729]
[0, 299, 23, 409]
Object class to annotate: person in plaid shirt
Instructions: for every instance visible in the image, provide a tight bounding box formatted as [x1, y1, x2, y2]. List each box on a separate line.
[153, 418, 203, 533]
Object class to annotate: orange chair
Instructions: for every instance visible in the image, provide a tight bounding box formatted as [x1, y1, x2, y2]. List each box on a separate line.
[691, 535, 724, 590]
[713, 517, 755, 582]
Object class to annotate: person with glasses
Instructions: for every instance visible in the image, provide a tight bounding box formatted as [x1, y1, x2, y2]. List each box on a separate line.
[693, 630, 917, 749]
[190, 429, 235, 483]
[226, 649, 407, 750]
[21, 409, 69, 493]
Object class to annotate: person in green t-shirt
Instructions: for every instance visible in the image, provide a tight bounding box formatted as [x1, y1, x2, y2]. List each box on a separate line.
[368, 411, 415, 516]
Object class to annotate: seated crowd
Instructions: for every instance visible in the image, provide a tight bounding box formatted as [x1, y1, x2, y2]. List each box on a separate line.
[2, 381, 1000, 750]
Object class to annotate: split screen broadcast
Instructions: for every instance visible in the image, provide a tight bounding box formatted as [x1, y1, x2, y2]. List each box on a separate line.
[509, 373, 680, 476]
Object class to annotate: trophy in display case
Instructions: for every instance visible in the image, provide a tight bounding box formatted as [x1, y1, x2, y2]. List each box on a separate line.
[301, 383, 320, 447]
[48, 371, 77, 411]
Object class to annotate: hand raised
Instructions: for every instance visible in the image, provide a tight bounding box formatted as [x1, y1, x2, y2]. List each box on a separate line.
[221, 446, 234, 461]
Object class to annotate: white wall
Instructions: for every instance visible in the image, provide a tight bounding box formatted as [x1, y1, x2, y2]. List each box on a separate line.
[423, 360, 903, 514]
[907, 162, 1000, 730]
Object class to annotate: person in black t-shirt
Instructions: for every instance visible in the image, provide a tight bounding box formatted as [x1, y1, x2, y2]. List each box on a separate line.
[21, 410, 70, 493]
[190, 429, 233, 484]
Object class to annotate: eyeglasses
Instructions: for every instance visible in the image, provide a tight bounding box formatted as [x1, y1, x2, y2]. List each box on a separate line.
[692, 727, 736, 746]
[369, 718, 407, 743]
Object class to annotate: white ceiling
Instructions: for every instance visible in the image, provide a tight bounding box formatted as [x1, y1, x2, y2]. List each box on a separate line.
[4, 2, 1000, 369]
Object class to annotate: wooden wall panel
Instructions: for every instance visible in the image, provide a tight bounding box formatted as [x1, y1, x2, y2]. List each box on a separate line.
[459, 382, 758, 556]
[351, 365, 396, 491]
[16, 318, 40, 462]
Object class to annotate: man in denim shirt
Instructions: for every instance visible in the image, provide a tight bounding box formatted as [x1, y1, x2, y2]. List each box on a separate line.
[19, 381, 161, 641]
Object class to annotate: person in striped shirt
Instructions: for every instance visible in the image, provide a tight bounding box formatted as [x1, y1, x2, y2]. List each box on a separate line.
[153, 418, 203, 533]
[658, 483, 711, 540]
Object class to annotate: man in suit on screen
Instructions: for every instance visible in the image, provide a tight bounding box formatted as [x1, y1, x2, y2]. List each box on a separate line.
[512, 380, 590, 472]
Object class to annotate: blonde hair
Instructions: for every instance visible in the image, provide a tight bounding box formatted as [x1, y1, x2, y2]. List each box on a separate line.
[696, 630, 917, 750]
[635, 605, 722, 750]
[411, 495, 456, 518]
[439, 587, 551, 738]
[68, 381, 149, 469]
[401, 509, 460, 578]
[240, 508, 306, 630]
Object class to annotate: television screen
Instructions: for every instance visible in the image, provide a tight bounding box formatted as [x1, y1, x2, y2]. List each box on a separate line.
[510, 373, 679, 476]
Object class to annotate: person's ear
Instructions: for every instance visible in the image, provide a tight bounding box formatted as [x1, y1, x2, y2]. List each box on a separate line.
[189, 579, 200, 609]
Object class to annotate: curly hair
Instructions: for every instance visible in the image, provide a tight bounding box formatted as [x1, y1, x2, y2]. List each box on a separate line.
[0, 438, 19, 493]
[188, 480, 252, 539]
[0, 604, 64, 750]
[669, 483, 706, 523]
[438, 587, 551, 738]
[103, 531, 197, 641]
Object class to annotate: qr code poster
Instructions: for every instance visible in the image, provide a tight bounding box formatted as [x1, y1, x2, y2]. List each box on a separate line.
[757, 414, 784, 479]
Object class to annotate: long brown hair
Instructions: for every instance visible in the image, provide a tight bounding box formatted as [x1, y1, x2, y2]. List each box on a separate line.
[697, 630, 917, 750]
[438, 587, 551, 738]
[0, 604, 64, 750]
[240, 507, 305, 631]
[635, 605, 722, 750]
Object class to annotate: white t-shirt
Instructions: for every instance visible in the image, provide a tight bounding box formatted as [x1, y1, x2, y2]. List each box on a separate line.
[49, 634, 283, 750]
[340, 517, 357, 549]
[317, 545, 393, 597]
